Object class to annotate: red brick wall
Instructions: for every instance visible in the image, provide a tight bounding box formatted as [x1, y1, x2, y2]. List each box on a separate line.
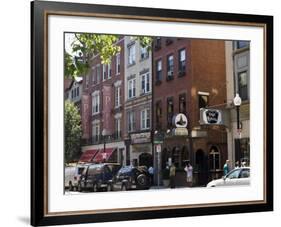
[82, 38, 125, 138]
[153, 38, 226, 130]
[189, 39, 227, 128]
[153, 38, 191, 130]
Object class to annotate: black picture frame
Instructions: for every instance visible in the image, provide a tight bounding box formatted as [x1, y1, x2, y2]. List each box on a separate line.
[31, 0, 273, 226]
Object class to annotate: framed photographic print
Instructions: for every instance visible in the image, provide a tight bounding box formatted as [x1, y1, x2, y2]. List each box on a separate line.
[31, 0, 273, 226]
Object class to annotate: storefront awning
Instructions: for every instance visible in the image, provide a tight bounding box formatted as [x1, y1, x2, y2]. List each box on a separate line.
[93, 148, 115, 163]
[79, 149, 99, 163]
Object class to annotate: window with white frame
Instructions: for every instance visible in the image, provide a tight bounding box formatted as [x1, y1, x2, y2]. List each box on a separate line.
[167, 54, 174, 79]
[92, 92, 100, 114]
[116, 53, 121, 75]
[128, 44, 136, 65]
[178, 49, 186, 74]
[115, 118, 121, 139]
[128, 78, 136, 99]
[96, 65, 101, 83]
[102, 64, 107, 81]
[92, 122, 100, 142]
[127, 111, 136, 132]
[140, 46, 149, 60]
[156, 59, 162, 82]
[108, 63, 111, 79]
[141, 109, 150, 130]
[115, 86, 121, 107]
[92, 66, 96, 83]
[141, 73, 150, 94]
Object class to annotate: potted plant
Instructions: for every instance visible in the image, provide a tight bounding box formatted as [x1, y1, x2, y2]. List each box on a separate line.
[162, 167, 170, 187]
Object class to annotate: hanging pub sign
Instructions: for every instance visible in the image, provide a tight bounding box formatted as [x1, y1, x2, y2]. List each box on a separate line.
[200, 108, 223, 125]
[173, 113, 188, 128]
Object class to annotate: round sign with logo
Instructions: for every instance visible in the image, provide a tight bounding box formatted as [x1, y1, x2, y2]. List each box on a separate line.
[173, 113, 188, 128]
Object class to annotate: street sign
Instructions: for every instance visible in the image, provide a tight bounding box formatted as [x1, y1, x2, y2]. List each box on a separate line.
[154, 140, 163, 144]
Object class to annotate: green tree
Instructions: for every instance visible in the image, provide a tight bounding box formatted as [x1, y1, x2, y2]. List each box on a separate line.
[64, 100, 82, 163]
[65, 34, 152, 79]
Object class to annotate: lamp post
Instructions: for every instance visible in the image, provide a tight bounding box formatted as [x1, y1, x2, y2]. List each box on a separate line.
[102, 129, 107, 163]
[233, 93, 242, 165]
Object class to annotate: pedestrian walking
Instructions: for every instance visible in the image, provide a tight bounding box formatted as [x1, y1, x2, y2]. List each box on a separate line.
[184, 162, 193, 187]
[169, 163, 176, 189]
[223, 160, 230, 176]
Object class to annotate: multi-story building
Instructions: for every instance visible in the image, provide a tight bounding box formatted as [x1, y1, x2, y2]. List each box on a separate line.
[225, 40, 250, 169]
[65, 77, 83, 111]
[123, 37, 153, 167]
[152, 37, 228, 186]
[80, 37, 126, 164]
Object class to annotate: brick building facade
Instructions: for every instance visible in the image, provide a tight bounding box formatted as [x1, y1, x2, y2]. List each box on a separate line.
[80, 37, 125, 164]
[152, 37, 228, 186]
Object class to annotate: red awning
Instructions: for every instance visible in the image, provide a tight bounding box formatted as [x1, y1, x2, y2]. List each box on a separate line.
[79, 149, 99, 163]
[93, 148, 115, 163]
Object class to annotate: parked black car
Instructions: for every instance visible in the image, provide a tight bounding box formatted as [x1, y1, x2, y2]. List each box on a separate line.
[78, 163, 121, 192]
[112, 166, 151, 191]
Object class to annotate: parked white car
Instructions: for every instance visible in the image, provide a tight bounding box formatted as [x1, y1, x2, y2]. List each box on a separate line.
[206, 167, 250, 188]
[65, 164, 89, 191]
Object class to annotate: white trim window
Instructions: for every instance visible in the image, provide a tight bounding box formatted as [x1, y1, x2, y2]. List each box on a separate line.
[92, 122, 100, 142]
[92, 92, 100, 115]
[127, 111, 136, 132]
[96, 64, 101, 84]
[141, 108, 150, 130]
[115, 86, 121, 107]
[115, 118, 121, 139]
[167, 54, 174, 79]
[141, 72, 150, 94]
[179, 49, 186, 74]
[116, 53, 121, 75]
[128, 78, 136, 99]
[91, 66, 96, 83]
[140, 46, 149, 60]
[102, 64, 107, 81]
[128, 44, 136, 65]
[156, 59, 162, 81]
[108, 63, 112, 79]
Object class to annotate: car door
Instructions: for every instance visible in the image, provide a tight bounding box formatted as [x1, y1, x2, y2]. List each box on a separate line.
[238, 168, 250, 186]
[103, 165, 112, 182]
[224, 169, 241, 186]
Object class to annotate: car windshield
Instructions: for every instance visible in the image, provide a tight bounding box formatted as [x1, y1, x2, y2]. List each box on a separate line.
[226, 169, 240, 179]
[118, 166, 133, 174]
[77, 167, 85, 175]
[240, 169, 250, 178]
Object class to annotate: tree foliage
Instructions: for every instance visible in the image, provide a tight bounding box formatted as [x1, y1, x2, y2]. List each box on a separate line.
[64, 34, 153, 79]
[64, 100, 82, 163]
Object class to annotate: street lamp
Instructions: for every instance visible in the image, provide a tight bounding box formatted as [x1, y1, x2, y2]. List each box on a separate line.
[102, 129, 107, 163]
[233, 93, 242, 130]
[233, 93, 242, 166]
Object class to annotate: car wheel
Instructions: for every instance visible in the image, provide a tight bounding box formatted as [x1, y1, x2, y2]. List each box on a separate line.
[136, 174, 147, 187]
[69, 182, 73, 191]
[121, 183, 127, 191]
[107, 184, 113, 192]
[92, 184, 98, 192]
[77, 183, 82, 192]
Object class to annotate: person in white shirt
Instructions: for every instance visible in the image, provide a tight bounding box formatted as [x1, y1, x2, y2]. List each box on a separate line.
[184, 161, 193, 187]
